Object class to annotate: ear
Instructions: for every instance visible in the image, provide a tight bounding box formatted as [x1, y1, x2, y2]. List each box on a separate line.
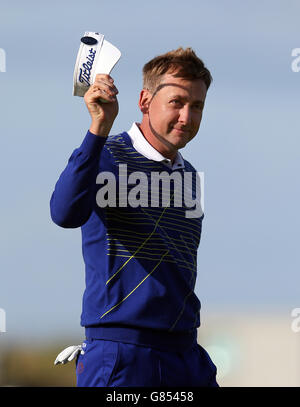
[138, 89, 152, 114]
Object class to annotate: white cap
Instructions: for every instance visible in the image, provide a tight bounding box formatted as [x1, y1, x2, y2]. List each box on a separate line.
[73, 31, 121, 97]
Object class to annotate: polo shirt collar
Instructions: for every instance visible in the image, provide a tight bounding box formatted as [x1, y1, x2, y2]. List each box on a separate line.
[127, 122, 185, 170]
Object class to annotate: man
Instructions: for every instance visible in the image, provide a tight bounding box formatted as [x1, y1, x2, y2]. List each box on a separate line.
[50, 47, 218, 387]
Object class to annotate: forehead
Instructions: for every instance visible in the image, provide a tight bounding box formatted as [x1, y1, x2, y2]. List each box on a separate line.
[155, 73, 207, 101]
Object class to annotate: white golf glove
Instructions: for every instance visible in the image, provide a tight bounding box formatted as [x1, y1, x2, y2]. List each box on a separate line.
[54, 345, 85, 365]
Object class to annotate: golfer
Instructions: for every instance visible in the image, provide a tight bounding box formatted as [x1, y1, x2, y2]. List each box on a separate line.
[50, 47, 218, 387]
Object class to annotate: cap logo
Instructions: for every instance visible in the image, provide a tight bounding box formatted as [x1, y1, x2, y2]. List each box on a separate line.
[80, 36, 98, 45]
[78, 47, 96, 86]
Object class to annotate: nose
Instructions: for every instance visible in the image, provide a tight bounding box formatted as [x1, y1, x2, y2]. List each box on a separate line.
[178, 104, 192, 126]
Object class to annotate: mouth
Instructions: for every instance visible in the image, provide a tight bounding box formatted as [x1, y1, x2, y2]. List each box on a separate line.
[172, 127, 190, 136]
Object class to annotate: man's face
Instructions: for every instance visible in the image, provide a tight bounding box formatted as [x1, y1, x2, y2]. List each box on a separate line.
[140, 72, 207, 157]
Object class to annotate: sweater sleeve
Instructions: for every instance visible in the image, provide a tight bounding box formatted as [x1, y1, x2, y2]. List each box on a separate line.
[50, 131, 107, 228]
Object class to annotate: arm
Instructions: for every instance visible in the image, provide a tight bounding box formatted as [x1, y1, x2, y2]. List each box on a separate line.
[50, 74, 119, 228]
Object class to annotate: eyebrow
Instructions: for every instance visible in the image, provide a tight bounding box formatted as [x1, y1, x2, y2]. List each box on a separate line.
[151, 83, 205, 106]
[169, 94, 205, 107]
[152, 82, 187, 98]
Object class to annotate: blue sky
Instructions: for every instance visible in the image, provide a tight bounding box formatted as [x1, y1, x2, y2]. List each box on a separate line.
[0, 0, 299, 340]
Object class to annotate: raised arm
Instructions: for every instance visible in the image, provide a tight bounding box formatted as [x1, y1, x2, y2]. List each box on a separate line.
[50, 74, 119, 228]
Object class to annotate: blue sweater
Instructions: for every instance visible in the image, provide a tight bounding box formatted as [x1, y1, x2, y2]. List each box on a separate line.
[50, 131, 204, 350]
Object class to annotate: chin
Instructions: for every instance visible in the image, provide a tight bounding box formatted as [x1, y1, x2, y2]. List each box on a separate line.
[172, 137, 189, 149]
[176, 142, 188, 150]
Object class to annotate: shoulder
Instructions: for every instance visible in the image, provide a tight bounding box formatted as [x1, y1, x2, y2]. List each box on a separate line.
[183, 158, 197, 173]
[103, 132, 132, 154]
[105, 132, 130, 147]
[100, 132, 134, 169]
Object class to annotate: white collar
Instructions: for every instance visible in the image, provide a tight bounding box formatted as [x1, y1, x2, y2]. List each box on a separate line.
[127, 122, 185, 170]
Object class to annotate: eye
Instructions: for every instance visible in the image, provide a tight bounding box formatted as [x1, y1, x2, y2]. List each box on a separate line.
[170, 99, 183, 107]
[193, 103, 204, 111]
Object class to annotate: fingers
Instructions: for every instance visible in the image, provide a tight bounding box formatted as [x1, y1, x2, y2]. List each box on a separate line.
[89, 74, 118, 102]
[84, 74, 119, 135]
[87, 88, 113, 104]
[94, 73, 114, 85]
[54, 345, 81, 365]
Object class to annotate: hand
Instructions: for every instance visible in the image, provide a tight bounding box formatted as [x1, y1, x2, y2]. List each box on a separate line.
[84, 74, 119, 137]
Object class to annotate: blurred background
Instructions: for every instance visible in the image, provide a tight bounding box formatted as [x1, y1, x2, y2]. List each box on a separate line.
[0, 0, 299, 386]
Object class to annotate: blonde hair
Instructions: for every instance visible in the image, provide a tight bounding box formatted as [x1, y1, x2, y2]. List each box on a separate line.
[143, 47, 212, 92]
